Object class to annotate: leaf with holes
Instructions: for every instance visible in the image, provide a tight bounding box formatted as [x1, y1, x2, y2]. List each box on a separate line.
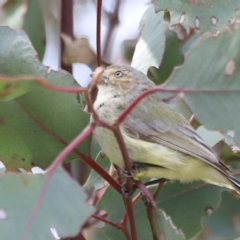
[0, 26, 90, 171]
[0, 166, 94, 240]
[159, 24, 240, 148]
[147, 26, 184, 85]
[203, 191, 240, 239]
[93, 185, 186, 240]
[154, 0, 240, 32]
[154, 181, 222, 239]
[131, 5, 166, 74]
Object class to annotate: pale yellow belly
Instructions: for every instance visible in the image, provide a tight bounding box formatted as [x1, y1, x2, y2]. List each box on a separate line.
[94, 126, 234, 190]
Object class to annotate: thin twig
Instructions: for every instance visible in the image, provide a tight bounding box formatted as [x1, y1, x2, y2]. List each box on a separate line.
[153, 180, 165, 200]
[96, 0, 102, 66]
[135, 181, 155, 206]
[114, 164, 124, 185]
[60, 0, 74, 73]
[89, 67, 138, 239]
[117, 86, 240, 123]
[79, 233, 87, 240]
[92, 0, 102, 104]
[20, 125, 93, 240]
[102, 0, 121, 58]
[121, 193, 142, 226]
[92, 214, 131, 240]
[3, 75, 240, 95]
[143, 181, 166, 240]
[145, 199, 158, 240]
[93, 121, 138, 240]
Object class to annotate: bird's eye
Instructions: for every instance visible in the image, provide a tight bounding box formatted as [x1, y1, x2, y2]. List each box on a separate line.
[114, 71, 123, 78]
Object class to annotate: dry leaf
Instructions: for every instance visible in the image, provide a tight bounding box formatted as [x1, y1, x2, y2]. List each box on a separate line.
[61, 33, 96, 66]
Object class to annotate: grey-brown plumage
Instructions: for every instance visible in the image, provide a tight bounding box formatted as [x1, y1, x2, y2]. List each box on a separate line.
[93, 65, 240, 193]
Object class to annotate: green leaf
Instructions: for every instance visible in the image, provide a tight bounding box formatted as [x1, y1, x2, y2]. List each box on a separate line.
[148, 27, 184, 85]
[0, 166, 94, 240]
[23, 0, 46, 61]
[154, 181, 222, 239]
[95, 183, 211, 239]
[0, 26, 90, 171]
[93, 187, 126, 240]
[154, 0, 240, 32]
[133, 201, 185, 240]
[161, 25, 240, 147]
[167, 97, 193, 121]
[0, 76, 40, 101]
[131, 5, 165, 74]
[154, 210, 185, 240]
[83, 153, 110, 191]
[196, 126, 224, 148]
[203, 191, 240, 239]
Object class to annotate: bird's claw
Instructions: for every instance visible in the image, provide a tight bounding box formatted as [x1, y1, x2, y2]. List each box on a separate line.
[121, 182, 137, 198]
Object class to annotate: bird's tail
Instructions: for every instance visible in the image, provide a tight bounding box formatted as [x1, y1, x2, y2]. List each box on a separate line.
[229, 175, 240, 194]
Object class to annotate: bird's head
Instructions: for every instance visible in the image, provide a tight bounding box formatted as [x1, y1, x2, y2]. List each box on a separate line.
[97, 65, 155, 95]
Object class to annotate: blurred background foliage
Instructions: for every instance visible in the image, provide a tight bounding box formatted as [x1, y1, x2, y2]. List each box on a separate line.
[0, 0, 240, 239]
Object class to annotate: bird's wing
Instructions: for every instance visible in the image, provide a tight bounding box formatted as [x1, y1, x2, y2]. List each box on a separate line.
[121, 96, 230, 175]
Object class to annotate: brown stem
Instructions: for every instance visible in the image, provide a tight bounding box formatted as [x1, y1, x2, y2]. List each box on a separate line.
[60, 0, 73, 73]
[92, 214, 131, 240]
[96, 0, 102, 66]
[145, 201, 158, 240]
[135, 181, 155, 206]
[117, 86, 240, 124]
[93, 0, 102, 104]
[93, 121, 138, 240]
[60, 0, 74, 175]
[114, 164, 123, 185]
[102, 0, 121, 59]
[144, 181, 166, 240]
[153, 180, 165, 200]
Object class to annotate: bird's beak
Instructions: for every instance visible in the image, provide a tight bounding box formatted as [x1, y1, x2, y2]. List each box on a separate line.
[100, 75, 108, 84]
[89, 72, 106, 84]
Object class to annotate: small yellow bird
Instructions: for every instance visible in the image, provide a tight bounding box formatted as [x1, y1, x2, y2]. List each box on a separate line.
[93, 65, 240, 193]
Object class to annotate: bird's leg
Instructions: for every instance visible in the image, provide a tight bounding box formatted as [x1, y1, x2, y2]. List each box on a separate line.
[121, 182, 137, 198]
[121, 162, 146, 198]
[122, 162, 142, 178]
[122, 162, 168, 198]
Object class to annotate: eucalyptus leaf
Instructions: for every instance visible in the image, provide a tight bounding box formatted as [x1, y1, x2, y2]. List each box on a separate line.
[160, 24, 240, 147]
[131, 5, 165, 74]
[203, 191, 240, 239]
[0, 166, 94, 240]
[0, 26, 90, 171]
[23, 0, 46, 61]
[154, 0, 240, 32]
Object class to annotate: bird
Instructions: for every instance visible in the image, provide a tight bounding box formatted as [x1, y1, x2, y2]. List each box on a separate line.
[92, 64, 240, 193]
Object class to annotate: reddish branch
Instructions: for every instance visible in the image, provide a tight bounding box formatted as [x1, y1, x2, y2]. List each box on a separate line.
[2, 75, 240, 95]
[117, 86, 240, 123]
[88, 70, 138, 240]
[92, 214, 131, 240]
[20, 125, 93, 240]
[60, 0, 75, 176]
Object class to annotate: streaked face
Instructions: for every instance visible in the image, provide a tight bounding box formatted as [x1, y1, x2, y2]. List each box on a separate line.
[99, 66, 137, 92]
